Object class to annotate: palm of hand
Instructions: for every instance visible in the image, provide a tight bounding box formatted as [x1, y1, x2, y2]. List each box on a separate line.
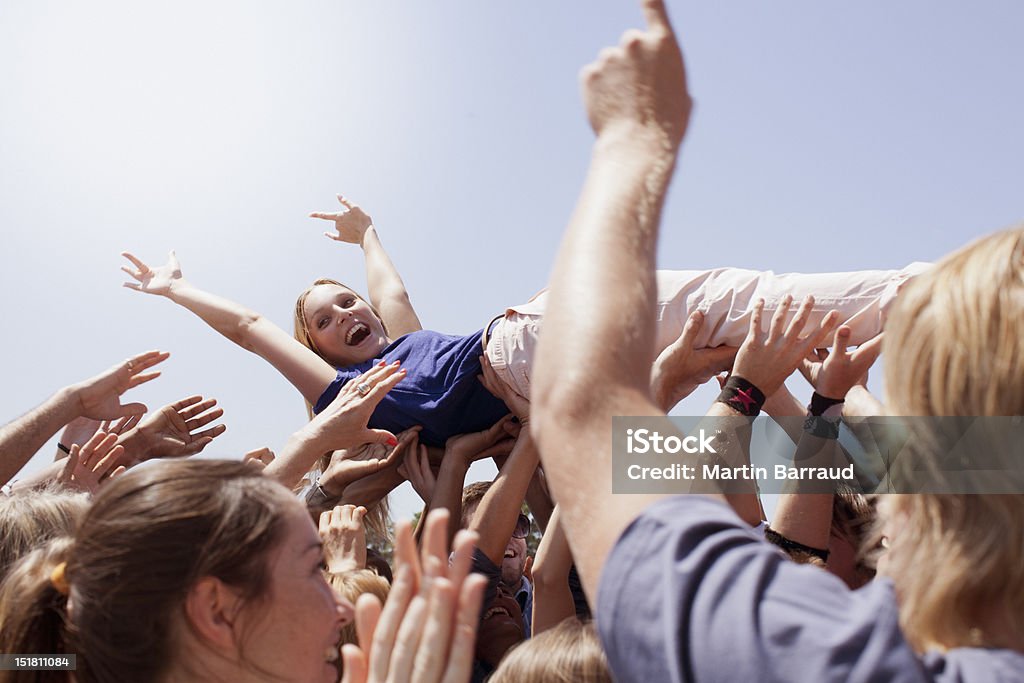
[146, 408, 193, 454]
[139, 261, 180, 295]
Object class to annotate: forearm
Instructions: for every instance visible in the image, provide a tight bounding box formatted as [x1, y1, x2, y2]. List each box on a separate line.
[771, 409, 847, 548]
[362, 228, 411, 307]
[166, 281, 262, 349]
[532, 135, 681, 603]
[338, 467, 404, 508]
[0, 388, 80, 486]
[266, 430, 327, 491]
[531, 507, 577, 635]
[470, 435, 540, 564]
[361, 228, 421, 336]
[9, 460, 65, 493]
[430, 457, 470, 548]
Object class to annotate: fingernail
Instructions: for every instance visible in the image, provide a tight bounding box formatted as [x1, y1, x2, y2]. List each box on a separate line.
[378, 361, 386, 367]
[392, 360, 401, 366]
[387, 437, 398, 446]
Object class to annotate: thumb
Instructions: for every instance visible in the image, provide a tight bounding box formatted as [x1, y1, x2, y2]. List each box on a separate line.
[340, 644, 367, 683]
[182, 437, 214, 456]
[118, 402, 148, 418]
[366, 429, 399, 448]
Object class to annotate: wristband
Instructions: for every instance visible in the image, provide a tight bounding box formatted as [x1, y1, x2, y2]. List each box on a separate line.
[304, 483, 340, 513]
[808, 392, 844, 417]
[803, 415, 841, 440]
[764, 527, 830, 562]
[57, 442, 72, 455]
[715, 376, 766, 417]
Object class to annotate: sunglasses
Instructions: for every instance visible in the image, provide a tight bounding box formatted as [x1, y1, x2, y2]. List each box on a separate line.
[512, 513, 531, 539]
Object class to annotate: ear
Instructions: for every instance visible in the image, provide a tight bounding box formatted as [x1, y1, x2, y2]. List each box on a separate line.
[184, 576, 245, 652]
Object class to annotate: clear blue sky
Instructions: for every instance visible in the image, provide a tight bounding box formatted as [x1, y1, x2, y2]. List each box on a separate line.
[2, 1, 1021, 520]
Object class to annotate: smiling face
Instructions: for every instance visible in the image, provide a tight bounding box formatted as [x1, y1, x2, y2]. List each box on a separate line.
[300, 283, 389, 367]
[237, 497, 353, 683]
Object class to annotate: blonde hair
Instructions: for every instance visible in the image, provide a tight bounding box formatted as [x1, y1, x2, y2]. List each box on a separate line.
[293, 278, 393, 545]
[325, 569, 390, 648]
[881, 225, 1024, 651]
[489, 618, 611, 683]
[0, 486, 88, 579]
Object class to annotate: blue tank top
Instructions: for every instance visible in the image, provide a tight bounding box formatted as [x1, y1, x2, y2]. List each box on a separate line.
[314, 329, 510, 447]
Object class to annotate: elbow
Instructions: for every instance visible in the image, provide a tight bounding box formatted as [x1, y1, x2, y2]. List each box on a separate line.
[235, 312, 264, 350]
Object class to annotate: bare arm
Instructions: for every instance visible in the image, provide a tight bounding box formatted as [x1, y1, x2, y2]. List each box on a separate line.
[530, 506, 577, 636]
[531, 1, 693, 603]
[122, 251, 337, 404]
[311, 195, 423, 338]
[469, 430, 540, 566]
[0, 351, 168, 486]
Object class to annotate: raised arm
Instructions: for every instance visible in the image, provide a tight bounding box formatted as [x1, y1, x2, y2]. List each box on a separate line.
[311, 195, 423, 338]
[530, 0, 693, 601]
[122, 251, 336, 404]
[0, 350, 168, 486]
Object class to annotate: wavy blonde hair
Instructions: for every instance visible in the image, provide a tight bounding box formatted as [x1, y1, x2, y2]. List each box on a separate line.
[881, 225, 1024, 651]
[293, 278, 392, 545]
[489, 618, 611, 683]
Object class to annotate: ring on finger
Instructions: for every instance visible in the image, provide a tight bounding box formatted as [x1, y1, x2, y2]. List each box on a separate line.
[356, 382, 371, 396]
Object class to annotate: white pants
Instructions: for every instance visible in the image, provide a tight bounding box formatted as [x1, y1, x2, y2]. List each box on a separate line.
[486, 264, 930, 400]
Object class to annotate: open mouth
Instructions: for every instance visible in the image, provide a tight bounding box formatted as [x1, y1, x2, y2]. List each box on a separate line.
[504, 549, 516, 559]
[484, 606, 511, 620]
[345, 322, 371, 346]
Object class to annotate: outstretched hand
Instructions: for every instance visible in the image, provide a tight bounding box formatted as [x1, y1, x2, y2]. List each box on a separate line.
[59, 431, 126, 493]
[800, 328, 883, 400]
[134, 395, 226, 463]
[581, 0, 690, 149]
[70, 350, 170, 420]
[319, 504, 369, 573]
[651, 310, 739, 411]
[305, 361, 408, 451]
[320, 426, 422, 497]
[731, 296, 839, 399]
[121, 251, 184, 297]
[311, 194, 374, 246]
[341, 510, 485, 683]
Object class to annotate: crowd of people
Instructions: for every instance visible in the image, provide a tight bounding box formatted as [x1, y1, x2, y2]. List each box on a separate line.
[1, 1, 1022, 681]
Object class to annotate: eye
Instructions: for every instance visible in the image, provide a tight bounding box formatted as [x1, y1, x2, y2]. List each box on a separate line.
[343, 298, 356, 308]
[317, 316, 330, 330]
[318, 559, 329, 573]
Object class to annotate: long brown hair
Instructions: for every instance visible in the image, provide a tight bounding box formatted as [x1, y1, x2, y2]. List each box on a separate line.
[0, 460, 293, 683]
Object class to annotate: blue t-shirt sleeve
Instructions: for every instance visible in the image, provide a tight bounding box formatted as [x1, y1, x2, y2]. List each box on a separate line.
[596, 496, 928, 683]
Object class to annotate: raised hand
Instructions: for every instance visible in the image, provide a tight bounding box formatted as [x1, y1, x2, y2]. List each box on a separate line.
[800, 328, 883, 400]
[59, 431, 126, 493]
[397, 443, 437, 505]
[121, 250, 184, 297]
[71, 350, 170, 420]
[651, 310, 739, 411]
[310, 194, 374, 246]
[731, 296, 839, 399]
[580, 0, 690, 149]
[243, 447, 276, 470]
[444, 415, 517, 467]
[341, 510, 486, 683]
[320, 426, 422, 497]
[133, 395, 226, 462]
[319, 504, 369, 573]
[304, 362, 407, 452]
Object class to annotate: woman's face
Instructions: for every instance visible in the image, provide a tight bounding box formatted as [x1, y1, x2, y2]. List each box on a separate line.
[238, 497, 353, 683]
[304, 284, 389, 367]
